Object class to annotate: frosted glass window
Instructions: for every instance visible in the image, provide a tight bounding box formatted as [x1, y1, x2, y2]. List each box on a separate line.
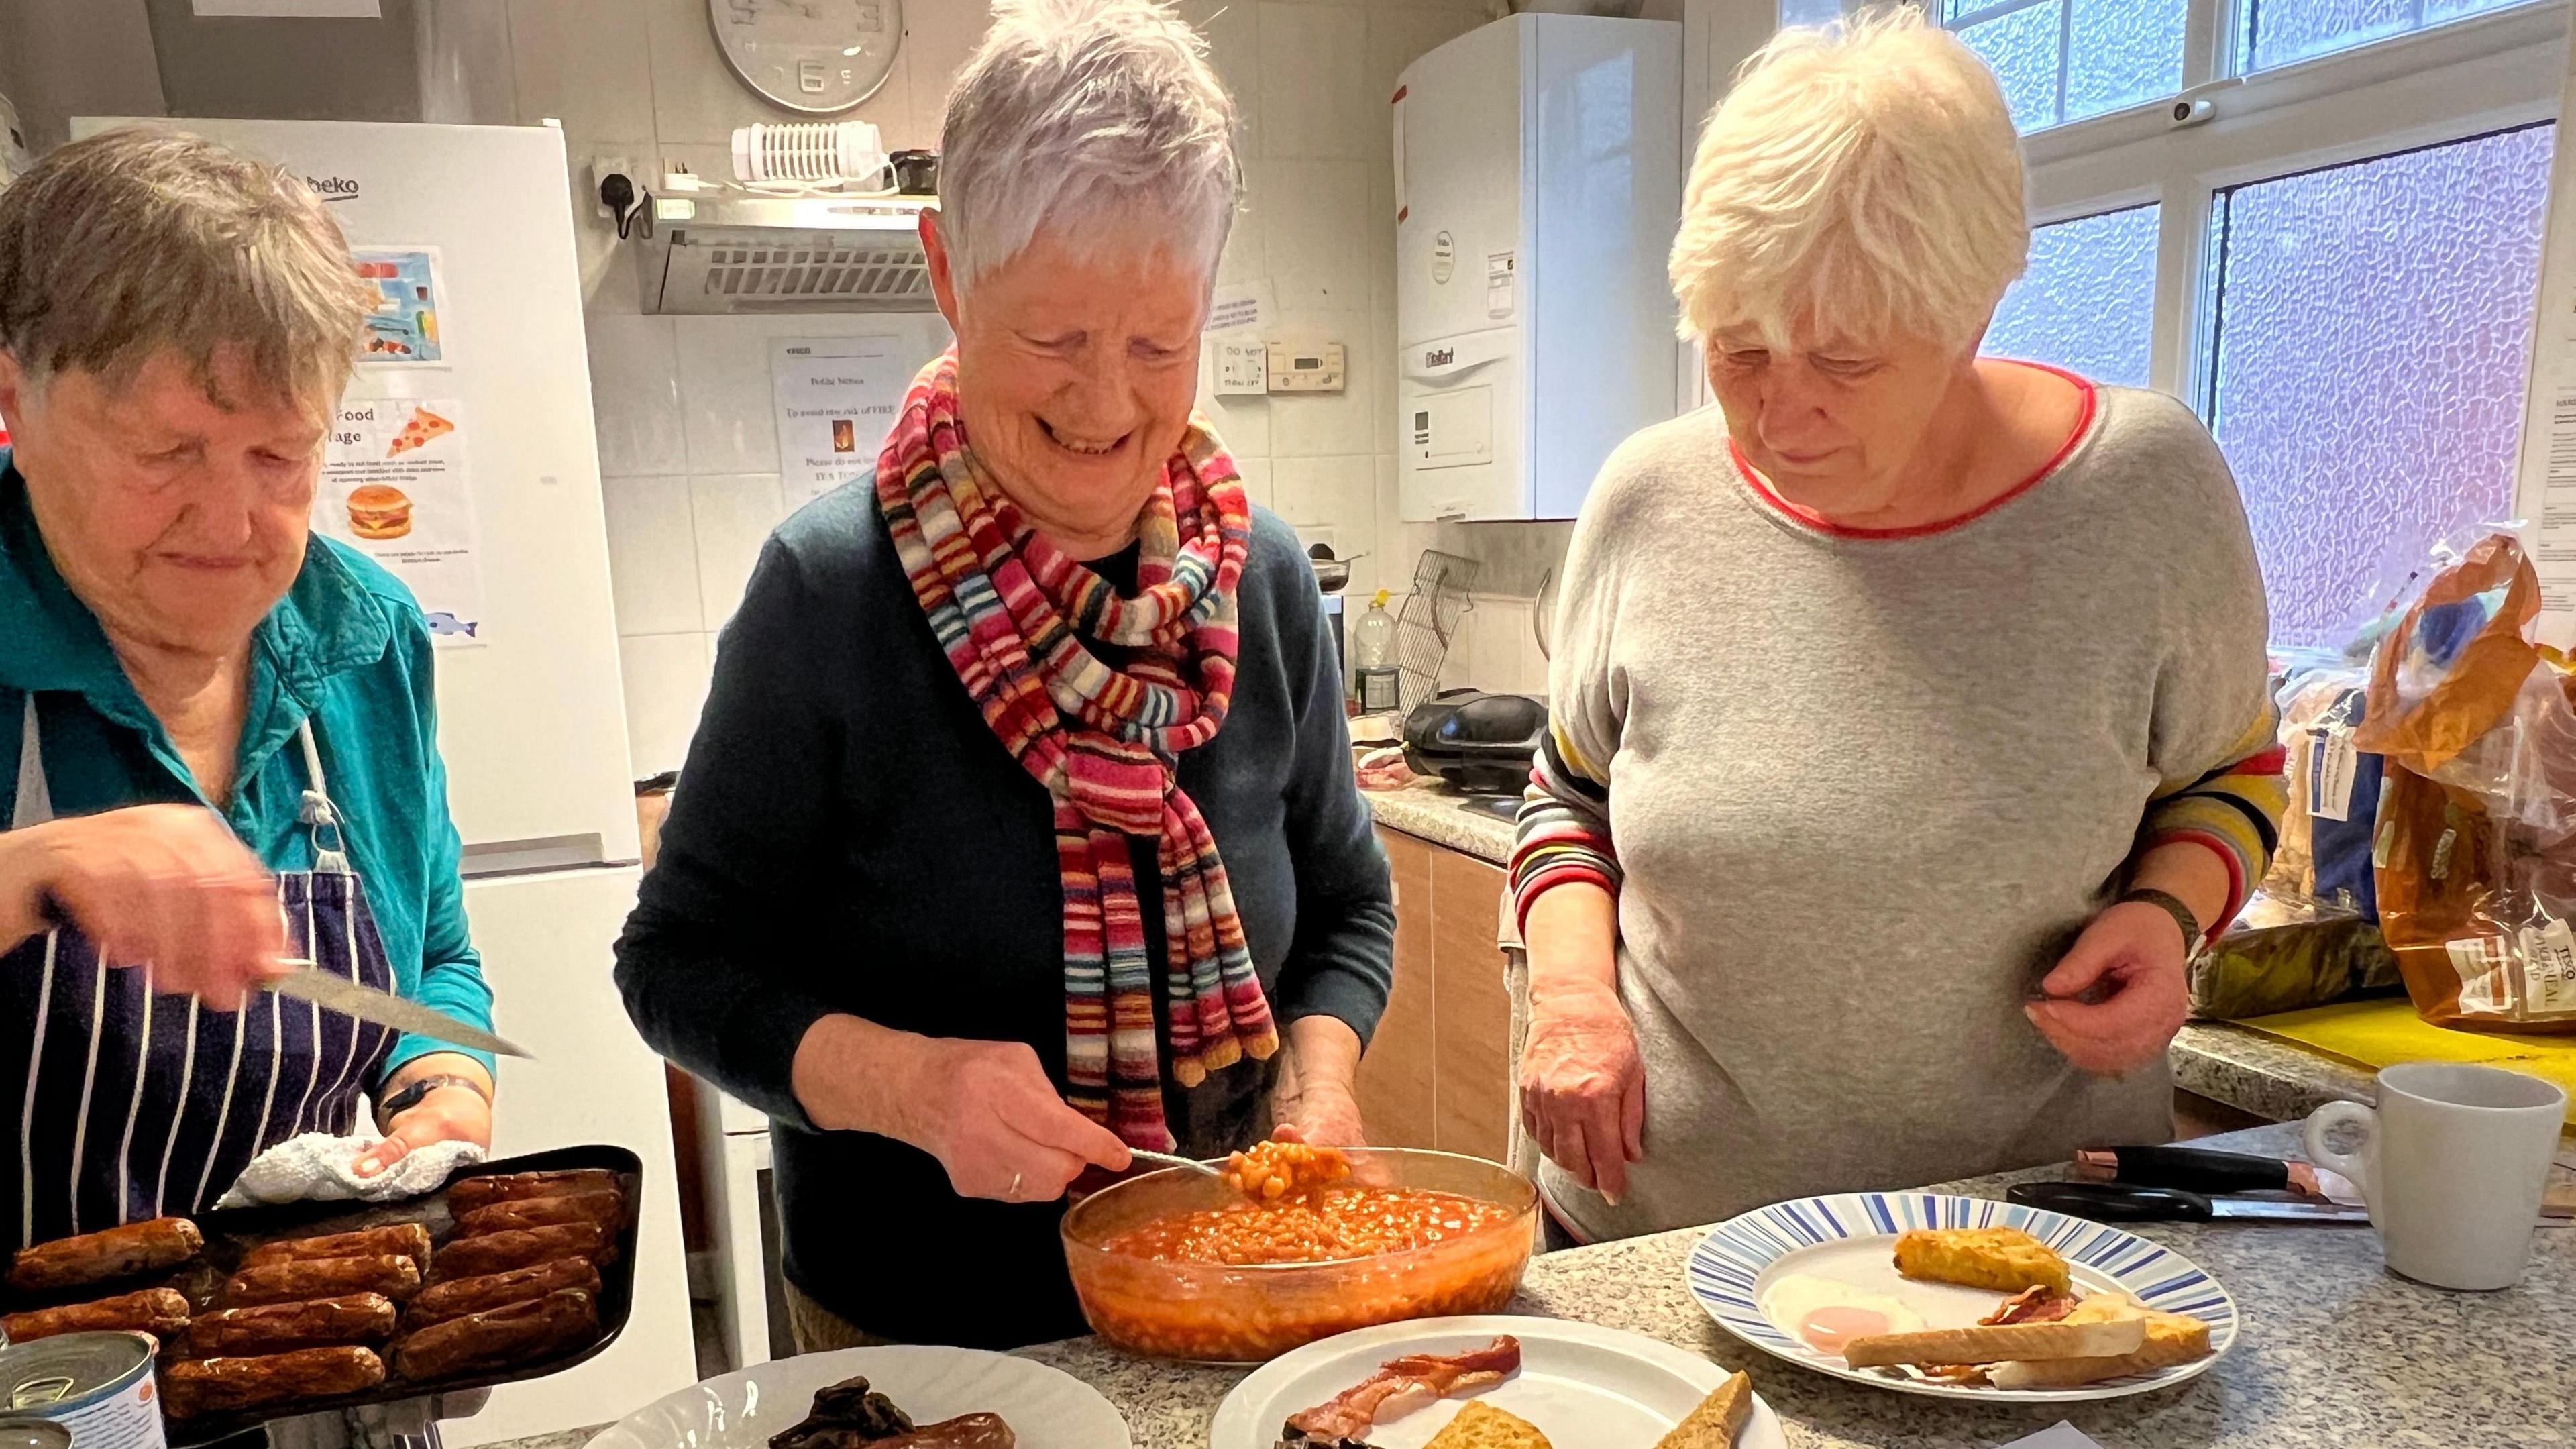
[2204, 125, 2553, 646]
[2241, 0, 2544, 70]
[1949, 0, 2186, 131]
[1780, 0, 1845, 28]
[1957, 3, 2061, 131]
[1984, 204, 2161, 388]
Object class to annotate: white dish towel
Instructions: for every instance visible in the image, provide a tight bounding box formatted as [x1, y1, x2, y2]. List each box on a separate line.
[215, 1132, 486, 1209]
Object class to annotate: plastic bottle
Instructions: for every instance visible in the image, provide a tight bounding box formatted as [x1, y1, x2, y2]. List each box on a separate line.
[1354, 589, 1401, 714]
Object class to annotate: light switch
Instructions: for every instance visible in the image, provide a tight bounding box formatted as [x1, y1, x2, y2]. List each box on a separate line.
[1215, 339, 1269, 396]
[1265, 341, 1346, 393]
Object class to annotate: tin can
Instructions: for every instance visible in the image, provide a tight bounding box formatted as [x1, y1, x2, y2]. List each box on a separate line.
[0, 1334, 164, 1449]
[0, 1419, 76, 1449]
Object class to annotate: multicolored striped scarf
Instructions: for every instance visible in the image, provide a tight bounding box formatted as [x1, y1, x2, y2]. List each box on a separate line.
[873, 351, 1281, 1150]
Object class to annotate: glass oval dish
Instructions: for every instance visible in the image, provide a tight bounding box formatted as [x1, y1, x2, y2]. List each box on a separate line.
[1061, 1147, 1539, 1364]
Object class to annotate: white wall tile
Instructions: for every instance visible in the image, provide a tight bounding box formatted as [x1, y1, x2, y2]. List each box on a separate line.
[1235, 456, 1273, 513]
[1270, 455, 1381, 594]
[602, 475, 704, 637]
[1268, 310, 1379, 457]
[690, 473, 788, 630]
[1178, 0, 1264, 153]
[508, 0, 658, 142]
[1252, 159, 1369, 313]
[898, 0, 991, 148]
[619, 631, 712, 780]
[673, 316, 785, 474]
[1256, 3, 1373, 160]
[586, 314, 686, 476]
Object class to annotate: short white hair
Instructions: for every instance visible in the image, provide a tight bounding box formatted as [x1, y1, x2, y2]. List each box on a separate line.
[1668, 7, 2029, 352]
[937, 0, 1240, 295]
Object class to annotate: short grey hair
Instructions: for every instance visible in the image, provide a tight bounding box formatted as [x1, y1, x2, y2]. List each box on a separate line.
[938, 0, 1241, 296]
[1668, 7, 2029, 351]
[0, 126, 373, 411]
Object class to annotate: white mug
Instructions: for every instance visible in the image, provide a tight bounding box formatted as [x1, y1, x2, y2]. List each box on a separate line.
[2304, 1063, 2567, 1291]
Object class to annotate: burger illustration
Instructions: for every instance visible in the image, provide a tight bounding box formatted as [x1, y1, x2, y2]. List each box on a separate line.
[346, 484, 414, 540]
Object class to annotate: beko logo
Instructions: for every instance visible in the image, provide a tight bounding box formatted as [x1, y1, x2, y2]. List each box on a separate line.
[303, 174, 361, 201]
[1424, 347, 1454, 367]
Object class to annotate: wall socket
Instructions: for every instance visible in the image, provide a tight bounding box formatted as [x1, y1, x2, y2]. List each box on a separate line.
[590, 154, 635, 219]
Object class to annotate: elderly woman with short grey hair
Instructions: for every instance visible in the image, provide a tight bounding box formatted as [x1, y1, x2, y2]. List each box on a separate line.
[1510, 11, 2287, 1245]
[614, 0, 1394, 1350]
[0, 128, 499, 1241]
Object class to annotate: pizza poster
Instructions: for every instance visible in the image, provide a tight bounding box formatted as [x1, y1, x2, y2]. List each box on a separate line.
[352, 246, 447, 366]
[315, 397, 488, 647]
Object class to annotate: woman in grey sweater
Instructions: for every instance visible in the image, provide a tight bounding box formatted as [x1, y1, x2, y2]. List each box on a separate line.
[1508, 11, 2288, 1244]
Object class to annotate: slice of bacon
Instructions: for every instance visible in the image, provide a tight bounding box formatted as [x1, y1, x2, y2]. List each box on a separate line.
[1285, 1336, 1523, 1441]
[1981, 1285, 2079, 1326]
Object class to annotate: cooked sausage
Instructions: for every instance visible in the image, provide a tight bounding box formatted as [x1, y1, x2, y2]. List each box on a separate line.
[445, 1169, 620, 1216]
[0, 1288, 191, 1344]
[186, 1294, 398, 1356]
[393, 1288, 597, 1381]
[450, 1191, 623, 1240]
[161, 1346, 386, 1419]
[222, 1254, 419, 1307]
[426, 1222, 610, 1281]
[405, 1258, 601, 1330]
[240, 1224, 433, 1271]
[7, 1217, 202, 1293]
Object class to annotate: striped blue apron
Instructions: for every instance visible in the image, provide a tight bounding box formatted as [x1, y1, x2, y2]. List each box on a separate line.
[2, 695, 399, 1246]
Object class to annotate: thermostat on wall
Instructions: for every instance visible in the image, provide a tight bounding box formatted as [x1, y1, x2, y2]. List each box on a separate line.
[1265, 341, 1346, 393]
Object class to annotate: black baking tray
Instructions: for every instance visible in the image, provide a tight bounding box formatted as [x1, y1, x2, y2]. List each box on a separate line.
[0, 1144, 641, 1446]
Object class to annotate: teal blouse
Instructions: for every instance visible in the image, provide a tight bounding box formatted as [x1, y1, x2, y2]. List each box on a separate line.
[0, 453, 496, 1082]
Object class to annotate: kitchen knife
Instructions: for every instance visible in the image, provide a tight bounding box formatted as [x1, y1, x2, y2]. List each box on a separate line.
[2076, 1144, 2359, 1204]
[2013, 1180, 2370, 1223]
[265, 966, 531, 1059]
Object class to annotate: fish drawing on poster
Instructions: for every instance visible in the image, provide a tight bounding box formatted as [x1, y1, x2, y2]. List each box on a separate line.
[774, 337, 909, 507]
[352, 246, 447, 366]
[315, 398, 487, 646]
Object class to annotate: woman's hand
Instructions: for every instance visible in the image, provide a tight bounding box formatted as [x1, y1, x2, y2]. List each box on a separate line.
[1272, 1016, 1368, 1146]
[794, 1016, 1130, 1203]
[2027, 900, 2193, 1075]
[0, 804, 292, 1008]
[1519, 985, 1646, 1204]
[355, 1055, 495, 1177]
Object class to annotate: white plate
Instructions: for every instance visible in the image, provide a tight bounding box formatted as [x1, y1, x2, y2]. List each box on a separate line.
[586, 1344, 1132, 1449]
[1684, 1192, 2238, 1403]
[1210, 1314, 1786, 1449]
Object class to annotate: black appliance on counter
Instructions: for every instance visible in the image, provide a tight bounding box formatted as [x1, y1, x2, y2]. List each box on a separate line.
[1401, 688, 1547, 796]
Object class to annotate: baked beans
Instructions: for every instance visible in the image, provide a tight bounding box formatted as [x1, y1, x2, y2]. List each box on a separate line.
[1222, 1140, 1353, 1201]
[1104, 1187, 1517, 1266]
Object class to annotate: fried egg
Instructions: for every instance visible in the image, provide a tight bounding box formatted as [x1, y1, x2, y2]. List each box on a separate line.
[1762, 1273, 1929, 1355]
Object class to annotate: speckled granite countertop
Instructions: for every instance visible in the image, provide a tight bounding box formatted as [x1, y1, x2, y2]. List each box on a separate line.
[1018, 1120, 2572, 1448]
[1364, 786, 2382, 1130]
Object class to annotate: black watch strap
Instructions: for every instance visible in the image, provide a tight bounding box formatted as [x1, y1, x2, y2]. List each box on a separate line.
[2118, 887, 2204, 955]
[378, 1073, 489, 1118]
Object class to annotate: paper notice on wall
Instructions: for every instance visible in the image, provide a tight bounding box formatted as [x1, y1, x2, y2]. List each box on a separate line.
[2516, 68, 2576, 648]
[314, 397, 486, 647]
[773, 337, 911, 508]
[352, 247, 448, 366]
[1205, 280, 1275, 336]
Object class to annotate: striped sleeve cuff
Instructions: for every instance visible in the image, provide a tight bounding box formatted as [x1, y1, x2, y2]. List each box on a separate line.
[1510, 720, 1619, 935]
[2141, 710, 2289, 932]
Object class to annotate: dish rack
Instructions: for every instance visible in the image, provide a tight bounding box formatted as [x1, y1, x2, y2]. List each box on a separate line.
[1394, 549, 1480, 713]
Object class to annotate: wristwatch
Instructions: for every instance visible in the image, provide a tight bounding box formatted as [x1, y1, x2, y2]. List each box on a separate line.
[2118, 888, 2204, 955]
[378, 1073, 490, 1118]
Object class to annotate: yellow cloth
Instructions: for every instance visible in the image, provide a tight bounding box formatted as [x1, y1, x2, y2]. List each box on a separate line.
[2242, 998, 2576, 1125]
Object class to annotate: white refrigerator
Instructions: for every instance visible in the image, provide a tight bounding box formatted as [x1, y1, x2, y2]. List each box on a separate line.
[72, 117, 694, 1442]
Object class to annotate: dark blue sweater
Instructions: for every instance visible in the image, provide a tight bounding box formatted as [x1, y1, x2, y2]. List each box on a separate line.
[613, 479, 1395, 1348]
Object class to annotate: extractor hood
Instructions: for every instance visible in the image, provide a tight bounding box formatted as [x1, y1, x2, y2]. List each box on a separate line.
[639, 191, 935, 315]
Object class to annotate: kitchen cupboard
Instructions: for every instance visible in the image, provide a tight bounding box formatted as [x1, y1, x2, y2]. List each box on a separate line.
[1356, 827, 1514, 1160]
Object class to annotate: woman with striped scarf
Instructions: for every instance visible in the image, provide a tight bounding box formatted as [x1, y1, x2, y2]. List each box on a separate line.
[614, 0, 1394, 1350]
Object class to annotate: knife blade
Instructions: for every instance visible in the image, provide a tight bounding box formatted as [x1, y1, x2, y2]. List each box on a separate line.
[2077, 1144, 2361, 1205]
[265, 966, 531, 1059]
[2013, 1180, 2371, 1223]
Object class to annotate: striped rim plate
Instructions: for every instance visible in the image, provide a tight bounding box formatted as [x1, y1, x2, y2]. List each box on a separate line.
[1683, 1192, 2238, 1403]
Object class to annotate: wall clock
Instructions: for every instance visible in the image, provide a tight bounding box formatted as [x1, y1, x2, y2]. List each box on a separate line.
[709, 0, 904, 115]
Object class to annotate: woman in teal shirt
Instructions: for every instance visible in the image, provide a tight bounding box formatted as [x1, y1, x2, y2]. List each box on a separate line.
[0, 128, 496, 1241]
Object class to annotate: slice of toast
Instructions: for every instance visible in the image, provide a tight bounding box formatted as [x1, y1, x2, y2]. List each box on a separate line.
[1986, 1308, 2213, 1388]
[1649, 1372, 1752, 1449]
[1841, 1318, 2146, 1369]
[1424, 1403, 1552, 1449]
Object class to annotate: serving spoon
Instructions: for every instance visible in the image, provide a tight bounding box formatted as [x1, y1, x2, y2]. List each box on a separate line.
[1128, 1148, 1224, 1178]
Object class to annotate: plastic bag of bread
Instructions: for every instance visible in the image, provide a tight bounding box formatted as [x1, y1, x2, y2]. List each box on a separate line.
[2358, 533, 2576, 1032]
[2188, 893, 2401, 1020]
